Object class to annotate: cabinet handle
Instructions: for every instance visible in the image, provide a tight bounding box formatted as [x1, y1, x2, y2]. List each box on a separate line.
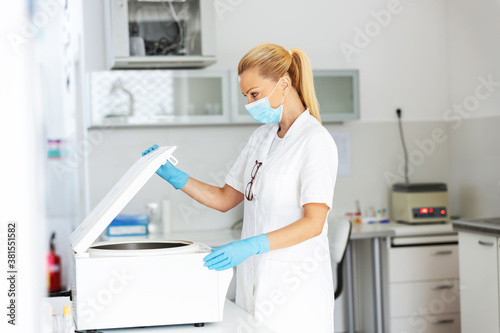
[430, 250, 452, 255]
[430, 318, 454, 325]
[431, 284, 453, 290]
[478, 240, 494, 247]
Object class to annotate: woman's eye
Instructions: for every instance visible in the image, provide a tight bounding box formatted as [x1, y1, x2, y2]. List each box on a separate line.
[251, 92, 258, 98]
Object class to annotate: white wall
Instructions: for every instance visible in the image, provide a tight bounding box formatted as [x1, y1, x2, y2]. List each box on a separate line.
[213, 0, 449, 122]
[447, 0, 500, 119]
[448, 116, 500, 218]
[447, 0, 500, 218]
[85, 0, 454, 232]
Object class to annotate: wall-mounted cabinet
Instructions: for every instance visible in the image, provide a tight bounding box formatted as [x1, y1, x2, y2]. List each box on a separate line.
[314, 70, 360, 122]
[104, 0, 216, 69]
[230, 70, 360, 123]
[89, 69, 360, 128]
[89, 70, 230, 127]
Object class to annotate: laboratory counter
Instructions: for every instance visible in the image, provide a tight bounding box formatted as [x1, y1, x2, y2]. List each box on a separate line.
[147, 219, 456, 244]
[343, 220, 457, 333]
[349, 220, 455, 239]
[44, 298, 275, 333]
[452, 216, 500, 236]
[109, 221, 457, 333]
[100, 300, 274, 333]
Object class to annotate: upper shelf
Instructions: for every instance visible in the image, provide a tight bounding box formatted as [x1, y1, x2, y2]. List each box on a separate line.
[112, 56, 216, 69]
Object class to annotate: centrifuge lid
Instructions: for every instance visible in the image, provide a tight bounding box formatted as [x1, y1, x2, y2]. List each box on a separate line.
[69, 146, 177, 254]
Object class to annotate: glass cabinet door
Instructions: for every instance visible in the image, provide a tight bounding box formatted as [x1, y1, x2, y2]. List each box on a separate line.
[229, 70, 253, 123]
[89, 70, 229, 126]
[314, 70, 359, 122]
[230, 69, 360, 123]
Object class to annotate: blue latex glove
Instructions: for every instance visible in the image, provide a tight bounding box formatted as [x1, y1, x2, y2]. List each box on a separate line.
[203, 234, 270, 271]
[142, 144, 189, 190]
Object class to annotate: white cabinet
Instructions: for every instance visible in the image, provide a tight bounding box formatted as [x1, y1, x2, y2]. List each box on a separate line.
[458, 232, 499, 333]
[89, 70, 230, 127]
[390, 314, 461, 333]
[384, 237, 461, 333]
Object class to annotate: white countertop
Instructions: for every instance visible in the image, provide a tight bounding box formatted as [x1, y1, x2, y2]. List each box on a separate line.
[44, 298, 274, 333]
[100, 300, 274, 333]
[107, 221, 456, 246]
[348, 220, 456, 239]
[452, 217, 500, 236]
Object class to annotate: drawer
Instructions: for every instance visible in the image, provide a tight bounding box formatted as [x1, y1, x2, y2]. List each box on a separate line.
[388, 245, 458, 282]
[390, 313, 460, 333]
[389, 279, 461, 318]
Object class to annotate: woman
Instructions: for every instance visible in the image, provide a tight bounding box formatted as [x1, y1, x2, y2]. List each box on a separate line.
[143, 43, 338, 332]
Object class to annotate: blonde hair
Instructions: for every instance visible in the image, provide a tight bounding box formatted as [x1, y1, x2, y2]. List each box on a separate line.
[238, 43, 321, 123]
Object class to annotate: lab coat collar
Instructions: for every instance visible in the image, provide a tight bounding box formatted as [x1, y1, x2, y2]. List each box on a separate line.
[257, 109, 311, 162]
[281, 109, 311, 140]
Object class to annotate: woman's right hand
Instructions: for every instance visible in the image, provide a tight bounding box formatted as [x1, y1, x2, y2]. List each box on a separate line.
[142, 145, 189, 190]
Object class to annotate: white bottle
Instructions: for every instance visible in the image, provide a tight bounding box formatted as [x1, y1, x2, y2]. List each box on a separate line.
[147, 202, 161, 235]
[52, 314, 62, 333]
[162, 200, 172, 235]
[63, 306, 75, 333]
[40, 304, 53, 333]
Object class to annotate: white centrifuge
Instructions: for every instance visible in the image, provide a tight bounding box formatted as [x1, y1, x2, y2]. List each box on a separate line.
[69, 146, 233, 330]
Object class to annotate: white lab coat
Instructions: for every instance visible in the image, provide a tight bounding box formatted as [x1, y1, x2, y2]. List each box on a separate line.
[225, 110, 338, 332]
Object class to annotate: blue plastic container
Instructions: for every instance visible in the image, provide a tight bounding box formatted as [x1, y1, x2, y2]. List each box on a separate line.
[106, 214, 149, 237]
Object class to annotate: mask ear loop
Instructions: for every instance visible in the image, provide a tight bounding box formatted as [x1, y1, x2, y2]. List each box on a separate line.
[279, 91, 286, 106]
[269, 77, 287, 107]
[268, 77, 281, 98]
[279, 77, 288, 106]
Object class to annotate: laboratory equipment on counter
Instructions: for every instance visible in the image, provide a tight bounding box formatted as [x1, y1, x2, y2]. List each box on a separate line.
[391, 182, 449, 224]
[391, 109, 450, 224]
[69, 146, 232, 330]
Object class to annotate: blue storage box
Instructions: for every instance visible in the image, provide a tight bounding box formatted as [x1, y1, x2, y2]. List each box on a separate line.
[106, 214, 149, 237]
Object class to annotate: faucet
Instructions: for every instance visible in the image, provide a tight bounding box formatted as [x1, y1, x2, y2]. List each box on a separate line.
[106, 79, 134, 118]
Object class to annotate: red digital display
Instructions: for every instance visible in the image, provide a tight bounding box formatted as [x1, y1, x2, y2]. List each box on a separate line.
[413, 207, 447, 219]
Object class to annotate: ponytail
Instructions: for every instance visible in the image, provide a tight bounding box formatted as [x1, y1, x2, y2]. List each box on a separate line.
[238, 43, 321, 123]
[288, 48, 321, 123]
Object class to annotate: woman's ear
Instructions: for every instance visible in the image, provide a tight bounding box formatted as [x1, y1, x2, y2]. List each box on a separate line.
[281, 75, 292, 94]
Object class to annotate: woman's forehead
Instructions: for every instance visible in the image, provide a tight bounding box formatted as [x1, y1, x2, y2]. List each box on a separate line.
[239, 68, 273, 87]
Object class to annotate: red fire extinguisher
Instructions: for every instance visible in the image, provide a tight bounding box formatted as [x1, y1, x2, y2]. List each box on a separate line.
[47, 232, 61, 292]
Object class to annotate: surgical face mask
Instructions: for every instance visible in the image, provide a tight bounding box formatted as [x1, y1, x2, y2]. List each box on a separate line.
[245, 78, 285, 124]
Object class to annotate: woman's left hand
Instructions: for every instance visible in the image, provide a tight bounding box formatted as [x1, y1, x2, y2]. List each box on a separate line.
[203, 234, 269, 271]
